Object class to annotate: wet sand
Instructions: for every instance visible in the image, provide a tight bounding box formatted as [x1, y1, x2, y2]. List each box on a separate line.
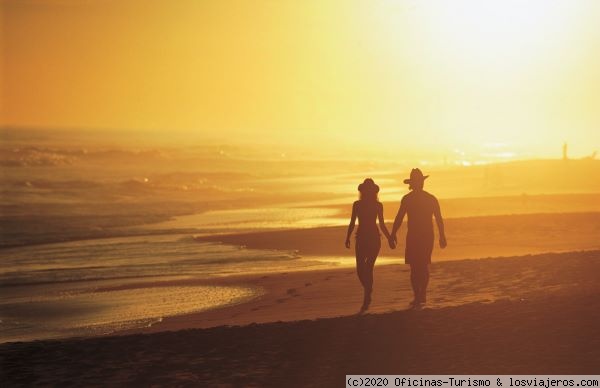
[195, 212, 600, 259]
[120, 249, 600, 332]
[2, 250, 600, 385]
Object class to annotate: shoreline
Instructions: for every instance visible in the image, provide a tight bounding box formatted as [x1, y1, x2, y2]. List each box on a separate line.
[113, 249, 600, 336]
[3, 201, 600, 251]
[2, 210, 600, 345]
[2, 246, 600, 344]
[2, 249, 599, 385]
[194, 211, 600, 259]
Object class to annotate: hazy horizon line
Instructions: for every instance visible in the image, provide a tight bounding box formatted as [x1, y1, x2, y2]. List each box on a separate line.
[2, 126, 599, 169]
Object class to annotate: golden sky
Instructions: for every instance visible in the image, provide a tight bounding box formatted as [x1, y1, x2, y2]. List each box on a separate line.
[2, 0, 599, 156]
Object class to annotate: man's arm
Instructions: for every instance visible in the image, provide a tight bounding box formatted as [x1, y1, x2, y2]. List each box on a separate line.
[345, 202, 357, 248]
[433, 197, 447, 249]
[391, 198, 407, 244]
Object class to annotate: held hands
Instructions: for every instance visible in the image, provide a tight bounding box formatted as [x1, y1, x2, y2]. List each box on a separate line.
[439, 235, 447, 249]
[388, 235, 397, 249]
[345, 238, 351, 249]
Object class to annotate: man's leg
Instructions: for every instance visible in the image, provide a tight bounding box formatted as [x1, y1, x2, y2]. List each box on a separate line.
[419, 263, 430, 303]
[409, 263, 420, 304]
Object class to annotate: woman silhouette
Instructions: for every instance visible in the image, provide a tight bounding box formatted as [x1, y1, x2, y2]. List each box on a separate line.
[345, 178, 392, 312]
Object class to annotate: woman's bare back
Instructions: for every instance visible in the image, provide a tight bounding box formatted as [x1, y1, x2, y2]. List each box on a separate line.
[355, 200, 382, 234]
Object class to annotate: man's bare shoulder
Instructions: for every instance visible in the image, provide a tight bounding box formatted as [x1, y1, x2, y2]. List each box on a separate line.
[423, 191, 439, 203]
[423, 190, 436, 197]
[401, 192, 413, 202]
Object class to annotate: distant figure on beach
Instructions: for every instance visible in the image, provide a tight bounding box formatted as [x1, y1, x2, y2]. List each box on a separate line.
[345, 178, 392, 313]
[390, 168, 447, 308]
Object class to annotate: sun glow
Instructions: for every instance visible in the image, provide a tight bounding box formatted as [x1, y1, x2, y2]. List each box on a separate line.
[3, 0, 599, 159]
[418, 0, 581, 68]
[363, 0, 598, 157]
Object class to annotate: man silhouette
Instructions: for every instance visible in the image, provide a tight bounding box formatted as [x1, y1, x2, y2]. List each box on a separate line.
[390, 168, 447, 308]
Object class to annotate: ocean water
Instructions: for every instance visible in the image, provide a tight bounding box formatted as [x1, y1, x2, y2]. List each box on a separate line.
[0, 234, 339, 343]
[0, 234, 305, 286]
[3, 136, 599, 343]
[144, 206, 346, 232]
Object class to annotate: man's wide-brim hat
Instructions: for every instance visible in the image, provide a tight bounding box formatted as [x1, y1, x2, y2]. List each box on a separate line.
[403, 168, 429, 184]
[358, 178, 380, 193]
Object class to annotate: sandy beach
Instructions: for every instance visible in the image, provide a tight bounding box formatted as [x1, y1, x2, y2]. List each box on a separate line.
[4, 0, 600, 385]
[2, 210, 600, 386]
[196, 212, 600, 259]
[2, 249, 600, 385]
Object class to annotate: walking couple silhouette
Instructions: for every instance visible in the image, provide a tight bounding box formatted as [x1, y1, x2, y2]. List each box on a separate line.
[345, 168, 447, 313]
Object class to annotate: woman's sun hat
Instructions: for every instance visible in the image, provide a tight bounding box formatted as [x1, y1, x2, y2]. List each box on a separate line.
[358, 178, 380, 193]
[403, 168, 429, 184]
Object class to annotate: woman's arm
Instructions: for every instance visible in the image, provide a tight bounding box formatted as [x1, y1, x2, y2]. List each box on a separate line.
[377, 202, 391, 240]
[345, 202, 358, 248]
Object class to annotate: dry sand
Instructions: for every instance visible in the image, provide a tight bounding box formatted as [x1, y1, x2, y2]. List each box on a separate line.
[2, 250, 600, 386]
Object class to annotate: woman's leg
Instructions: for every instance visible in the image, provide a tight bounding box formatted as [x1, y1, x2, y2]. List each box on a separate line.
[363, 238, 381, 307]
[362, 255, 376, 309]
[364, 257, 374, 294]
[355, 241, 367, 289]
[356, 239, 374, 311]
[364, 238, 381, 294]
